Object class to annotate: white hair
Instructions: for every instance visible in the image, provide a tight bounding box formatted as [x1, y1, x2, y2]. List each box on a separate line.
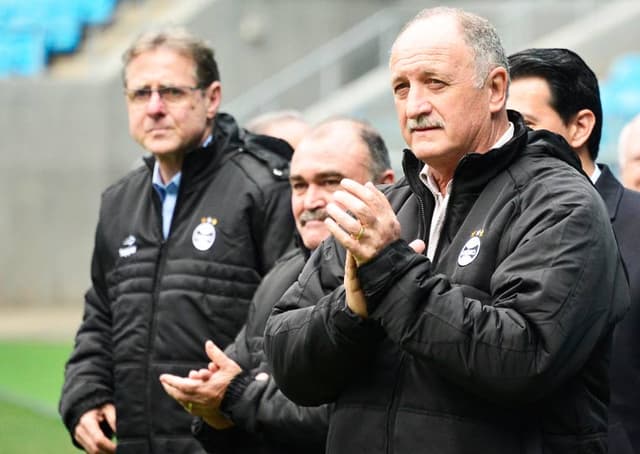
[396, 6, 509, 88]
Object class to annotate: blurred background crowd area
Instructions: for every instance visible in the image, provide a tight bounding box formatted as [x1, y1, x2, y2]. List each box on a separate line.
[1, 0, 639, 312]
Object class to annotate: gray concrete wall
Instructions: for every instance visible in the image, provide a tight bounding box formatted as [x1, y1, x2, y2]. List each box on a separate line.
[0, 78, 132, 307]
[192, 0, 391, 103]
[0, 0, 392, 307]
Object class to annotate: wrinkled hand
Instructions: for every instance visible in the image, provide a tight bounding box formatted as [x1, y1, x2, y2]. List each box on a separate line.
[325, 179, 401, 266]
[159, 340, 241, 429]
[74, 403, 116, 454]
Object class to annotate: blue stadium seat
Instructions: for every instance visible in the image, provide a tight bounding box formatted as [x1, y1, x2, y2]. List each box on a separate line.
[607, 54, 640, 86]
[0, 25, 46, 77]
[0, 0, 119, 77]
[29, 0, 84, 53]
[78, 0, 117, 26]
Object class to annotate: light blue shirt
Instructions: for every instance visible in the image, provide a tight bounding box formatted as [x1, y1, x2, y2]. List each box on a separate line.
[152, 165, 181, 239]
[151, 135, 212, 239]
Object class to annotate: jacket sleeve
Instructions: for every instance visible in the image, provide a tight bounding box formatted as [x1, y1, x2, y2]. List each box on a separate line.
[264, 241, 384, 406]
[358, 184, 629, 404]
[58, 219, 114, 441]
[218, 360, 330, 450]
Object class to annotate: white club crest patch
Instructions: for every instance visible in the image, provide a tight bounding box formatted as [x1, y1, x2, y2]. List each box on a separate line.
[457, 236, 481, 267]
[118, 235, 138, 258]
[192, 217, 218, 251]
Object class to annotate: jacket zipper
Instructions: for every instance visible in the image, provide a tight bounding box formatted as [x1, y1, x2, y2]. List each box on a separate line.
[417, 193, 428, 243]
[145, 191, 167, 449]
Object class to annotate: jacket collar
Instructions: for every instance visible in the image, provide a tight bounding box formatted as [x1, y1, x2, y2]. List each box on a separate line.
[401, 110, 583, 198]
[142, 113, 244, 191]
[402, 110, 529, 196]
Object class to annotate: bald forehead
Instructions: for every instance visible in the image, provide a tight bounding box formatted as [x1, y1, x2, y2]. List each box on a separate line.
[293, 120, 366, 166]
[391, 14, 463, 57]
[304, 120, 363, 145]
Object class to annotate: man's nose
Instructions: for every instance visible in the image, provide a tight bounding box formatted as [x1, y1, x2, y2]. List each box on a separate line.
[146, 90, 166, 115]
[406, 85, 432, 119]
[304, 184, 326, 210]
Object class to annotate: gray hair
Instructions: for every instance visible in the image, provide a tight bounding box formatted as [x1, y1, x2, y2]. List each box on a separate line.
[360, 123, 392, 181]
[315, 116, 392, 182]
[399, 7, 509, 88]
[121, 28, 220, 87]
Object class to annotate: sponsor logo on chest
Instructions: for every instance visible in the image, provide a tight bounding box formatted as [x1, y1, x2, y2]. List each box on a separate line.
[118, 234, 138, 258]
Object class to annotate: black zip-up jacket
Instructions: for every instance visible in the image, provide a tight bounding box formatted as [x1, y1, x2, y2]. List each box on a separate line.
[265, 112, 630, 454]
[193, 245, 330, 454]
[59, 113, 295, 454]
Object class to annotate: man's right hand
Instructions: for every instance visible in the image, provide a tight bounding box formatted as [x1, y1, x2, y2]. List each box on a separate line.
[74, 403, 116, 454]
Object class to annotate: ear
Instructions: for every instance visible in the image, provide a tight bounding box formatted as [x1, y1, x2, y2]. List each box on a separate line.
[486, 66, 509, 114]
[378, 169, 396, 185]
[203, 81, 222, 120]
[566, 109, 595, 150]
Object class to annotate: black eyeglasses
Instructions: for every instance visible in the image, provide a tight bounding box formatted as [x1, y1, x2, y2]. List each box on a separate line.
[124, 85, 203, 105]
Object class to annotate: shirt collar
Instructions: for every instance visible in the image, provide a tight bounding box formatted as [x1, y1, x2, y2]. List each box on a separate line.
[150, 133, 212, 191]
[152, 161, 182, 193]
[492, 122, 515, 150]
[420, 170, 453, 199]
[589, 164, 601, 184]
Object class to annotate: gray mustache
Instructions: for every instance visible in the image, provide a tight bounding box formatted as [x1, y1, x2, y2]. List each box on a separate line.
[407, 115, 444, 131]
[299, 209, 328, 226]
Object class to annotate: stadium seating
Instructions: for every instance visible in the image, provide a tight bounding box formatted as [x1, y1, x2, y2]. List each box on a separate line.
[0, 0, 118, 77]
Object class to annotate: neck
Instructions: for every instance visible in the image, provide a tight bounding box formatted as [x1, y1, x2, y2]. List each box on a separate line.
[155, 127, 214, 183]
[430, 168, 453, 195]
[576, 150, 596, 177]
[156, 153, 184, 183]
[427, 116, 510, 195]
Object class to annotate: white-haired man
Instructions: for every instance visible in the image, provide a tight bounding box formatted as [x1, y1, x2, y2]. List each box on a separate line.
[264, 7, 629, 454]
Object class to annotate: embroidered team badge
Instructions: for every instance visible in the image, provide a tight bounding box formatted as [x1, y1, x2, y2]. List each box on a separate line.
[457, 230, 483, 267]
[118, 235, 138, 258]
[192, 217, 218, 251]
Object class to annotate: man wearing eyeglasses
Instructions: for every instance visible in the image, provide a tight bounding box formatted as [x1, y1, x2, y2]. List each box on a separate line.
[59, 28, 294, 454]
